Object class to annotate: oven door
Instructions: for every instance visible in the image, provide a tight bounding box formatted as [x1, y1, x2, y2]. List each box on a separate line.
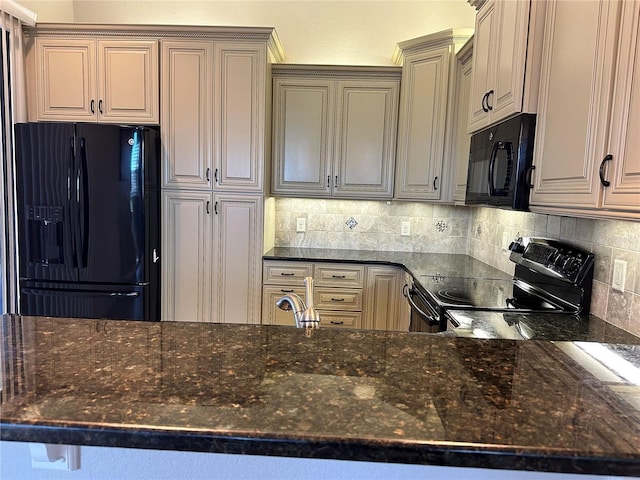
[403, 284, 441, 333]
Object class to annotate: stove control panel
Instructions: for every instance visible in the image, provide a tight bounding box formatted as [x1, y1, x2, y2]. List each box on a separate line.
[509, 237, 594, 284]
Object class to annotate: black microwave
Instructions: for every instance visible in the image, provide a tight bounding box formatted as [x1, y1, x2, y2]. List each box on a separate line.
[465, 113, 536, 211]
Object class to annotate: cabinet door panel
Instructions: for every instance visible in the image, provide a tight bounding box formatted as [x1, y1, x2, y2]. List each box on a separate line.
[161, 41, 213, 190]
[468, 1, 495, 131]
[530, 0, 618, 208]
[215, 43, 265, 191]
[602, 2, 640, 213]
[262, 286, 305, 326]
[272, 78, 333, 195]
[161, 191, 212, 322]
[395, 46, 450, 200]
[335, 81, 398, 198]
[213, 194, 262, 324]
[98, 40, 158, 123]
[35, 38, 96, 121]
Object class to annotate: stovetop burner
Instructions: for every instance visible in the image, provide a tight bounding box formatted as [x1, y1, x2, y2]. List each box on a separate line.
[436, 289, 473, 305]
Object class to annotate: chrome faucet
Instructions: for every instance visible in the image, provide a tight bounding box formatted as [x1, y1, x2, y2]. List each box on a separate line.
[275, 277, 320, 329]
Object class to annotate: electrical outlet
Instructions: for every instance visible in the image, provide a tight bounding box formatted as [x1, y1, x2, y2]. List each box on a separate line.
[401, 221, 411, 237]
[296, 218, 306, 233]
[612, 259, 627, 292]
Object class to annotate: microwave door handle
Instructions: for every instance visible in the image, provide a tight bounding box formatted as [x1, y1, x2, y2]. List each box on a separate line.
[488, 141, 513, 196]
[488, 141, 500, 195]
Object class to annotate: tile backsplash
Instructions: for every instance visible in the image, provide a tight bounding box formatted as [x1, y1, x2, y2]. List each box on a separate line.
[273, 198, 640, 335]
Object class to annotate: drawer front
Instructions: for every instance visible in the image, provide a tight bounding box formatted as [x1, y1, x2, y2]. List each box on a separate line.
[314, 287, 363, 311]
[314, 263, 365, 288]
[261, 286, 306, 326]
[263, 261, 313, 285]
[319, 310, 362, 329]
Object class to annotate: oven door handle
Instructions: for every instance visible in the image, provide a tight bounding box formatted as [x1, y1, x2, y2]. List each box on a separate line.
[403, 284, 440, 326]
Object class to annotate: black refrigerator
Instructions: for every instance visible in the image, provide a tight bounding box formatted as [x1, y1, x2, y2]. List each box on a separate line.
[14, 122, 160, 321]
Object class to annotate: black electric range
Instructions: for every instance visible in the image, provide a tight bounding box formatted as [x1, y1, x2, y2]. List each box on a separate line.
[405, 237, 595, 333]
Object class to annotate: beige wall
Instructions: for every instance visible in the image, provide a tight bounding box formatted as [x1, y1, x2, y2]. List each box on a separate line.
[17, 0, 475, 65]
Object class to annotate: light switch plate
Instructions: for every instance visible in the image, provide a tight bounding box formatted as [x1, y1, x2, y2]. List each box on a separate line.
[612, 259, 627, 292]
[296, 217, 306, 233]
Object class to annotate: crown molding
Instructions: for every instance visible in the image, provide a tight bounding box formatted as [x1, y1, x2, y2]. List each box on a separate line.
[392, 28, 474, 65]
[23, 23, 286, 62]
[272, 63, 401, 79]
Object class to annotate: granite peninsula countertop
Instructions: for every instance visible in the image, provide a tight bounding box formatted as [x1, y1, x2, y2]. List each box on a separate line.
[2, 315, 640, 476]
[263, 247, 514, 284]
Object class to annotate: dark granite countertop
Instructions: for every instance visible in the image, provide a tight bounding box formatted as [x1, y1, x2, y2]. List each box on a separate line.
[447, 310, 640, 344]
[2, 315, 640, 476]
[263, 247, 513, 286]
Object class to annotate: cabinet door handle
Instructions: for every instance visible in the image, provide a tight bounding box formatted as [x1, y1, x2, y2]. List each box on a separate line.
[486, 89, 494, 111]
[330, 297, 345, 302]
[206, 168, 210, 182]
[433, 176, 439, 190]
[214, 201, 218, 214]
[334, 175, 338, 188]
[214, 168, 219, 183]
[327, 175, 330, 187]
[330, 321, 344, 325]
[98, 99, 104, 114]
[90, 99, 95, 114]
[206, 201, 210, 214]
[280, 289, 294, 293]
[599, 154, 613, 187]
[481, 92, 488, 113]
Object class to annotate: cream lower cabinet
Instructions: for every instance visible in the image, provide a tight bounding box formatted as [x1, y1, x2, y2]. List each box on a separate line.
[362, 265, 410, 332]
[271, 65, 400, 199]
[530, 0, 640, 220]
[262, 260, 407, 331]
[212, 194, 263, 324]
[161, 191, 213, 323]
[30, 37, 158, 124]
[162, 192, 263, 324]
[393, 29, 472, 202]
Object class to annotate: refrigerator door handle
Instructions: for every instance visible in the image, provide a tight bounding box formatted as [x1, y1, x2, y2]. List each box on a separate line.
[68, 136, 79, 267]
[110, 292, 140, 297]
[77, 137, 90, 269]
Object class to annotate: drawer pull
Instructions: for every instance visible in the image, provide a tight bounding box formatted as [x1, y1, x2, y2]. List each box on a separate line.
[280, 272, 295, 276]
[331, 297, 345, 302]
[280, 289, 294, 293]
[330, 321, 344, 325]
[331, 274, 346, 279]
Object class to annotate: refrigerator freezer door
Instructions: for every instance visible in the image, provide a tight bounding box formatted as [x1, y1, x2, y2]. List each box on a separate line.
[75, 124, 149, 285]
[15, 122, 78, 283]
[20, 281, 148, 320]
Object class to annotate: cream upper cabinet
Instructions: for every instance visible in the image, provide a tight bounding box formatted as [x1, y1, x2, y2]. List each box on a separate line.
[393, 29, 472, 202]
[161, 40, 213, 190]
[272, 65, 400, 199]
[467, 0, 545, 133]
[162, 40, 268, 192]
[451, 38, 474, 204]
[33, 37, 158, 124]
[530, 0, 639, 220]
[213, 42, 267, 192]
[212, 194, 263, 324]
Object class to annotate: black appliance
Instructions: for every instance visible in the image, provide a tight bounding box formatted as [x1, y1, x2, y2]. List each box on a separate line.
[405, 237, 594, 332]
[465, 113, 536, 211]
[14, 122, 160, 321]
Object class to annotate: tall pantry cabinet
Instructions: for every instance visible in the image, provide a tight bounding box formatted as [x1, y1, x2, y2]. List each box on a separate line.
[161, 29, 283, 323]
